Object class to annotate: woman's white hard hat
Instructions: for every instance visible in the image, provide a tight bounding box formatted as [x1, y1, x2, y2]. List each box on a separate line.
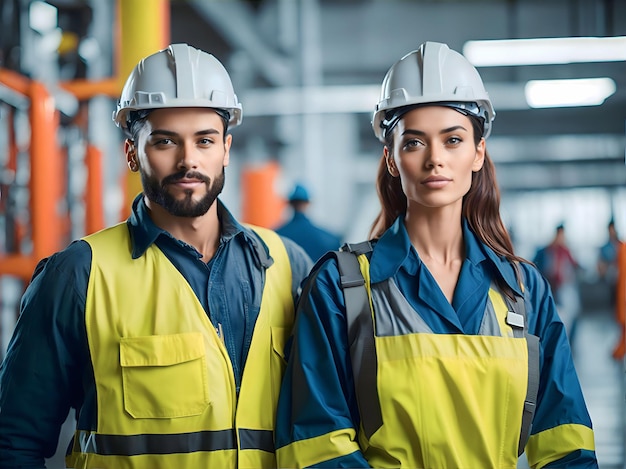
[113, 43, 242, 134]
[372, 41, 495, 142]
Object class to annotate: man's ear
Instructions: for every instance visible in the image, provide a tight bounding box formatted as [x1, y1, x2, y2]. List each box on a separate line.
[223, 134, 232, 167]
[125, 139, 138, 172]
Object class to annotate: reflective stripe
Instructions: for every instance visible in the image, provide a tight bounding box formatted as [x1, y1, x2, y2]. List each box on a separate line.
[75, 428, 275, 456]
[239, 428, 274, 452]
[483, 286, 512, 336]
[276, 427, 360, 468]
[526, 423, 595, 468]
[75, 429, 237, 456]
[372, 278, 433, 336]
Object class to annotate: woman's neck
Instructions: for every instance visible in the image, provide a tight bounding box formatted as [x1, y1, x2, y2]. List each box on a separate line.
[404, 205, 465, 303]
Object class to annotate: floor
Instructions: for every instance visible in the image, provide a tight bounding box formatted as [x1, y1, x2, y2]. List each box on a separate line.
[572, 308, 626, 469]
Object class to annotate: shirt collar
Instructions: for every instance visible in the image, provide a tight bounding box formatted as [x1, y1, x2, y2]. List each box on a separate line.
[467, 220, 523, 296]
[369, 215, 522, 295]
[369, 217, 415, 283]
[127, 194, 250, 260]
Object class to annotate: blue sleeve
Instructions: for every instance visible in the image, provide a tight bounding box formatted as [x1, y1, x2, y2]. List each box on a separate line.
[280, 236, 314, 298]
[275, 259, 370, 468]
[520, 263, 598, 468]
[0, 241, 91, 468]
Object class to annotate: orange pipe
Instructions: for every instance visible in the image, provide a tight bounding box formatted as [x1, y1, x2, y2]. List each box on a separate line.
[3, 110, 18, 248]
[0, 72, 66, 282]
[29, 81, 65, 261]
[0, 68, 30, 96]
[84, 144, 105, 234]
[240, 161, 285, 228]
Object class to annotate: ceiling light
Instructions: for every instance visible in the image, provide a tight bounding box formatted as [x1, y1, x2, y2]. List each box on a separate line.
[524, 78, 616, 108]
[463, 36, 626, 66]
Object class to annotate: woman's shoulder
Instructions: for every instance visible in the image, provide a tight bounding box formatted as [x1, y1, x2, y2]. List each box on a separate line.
[518, 260, 550, 293]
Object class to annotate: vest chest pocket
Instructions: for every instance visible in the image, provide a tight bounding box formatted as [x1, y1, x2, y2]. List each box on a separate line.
[120, 332, 210, 419]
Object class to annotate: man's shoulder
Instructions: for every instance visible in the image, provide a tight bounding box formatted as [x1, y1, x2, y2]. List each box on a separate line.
[30, 239, 92, 283]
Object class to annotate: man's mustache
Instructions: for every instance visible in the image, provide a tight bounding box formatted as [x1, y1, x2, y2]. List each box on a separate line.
[162, 171, 210, 186]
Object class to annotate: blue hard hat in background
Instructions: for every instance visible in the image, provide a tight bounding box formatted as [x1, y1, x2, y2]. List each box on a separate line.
[288, 183, 310, 203]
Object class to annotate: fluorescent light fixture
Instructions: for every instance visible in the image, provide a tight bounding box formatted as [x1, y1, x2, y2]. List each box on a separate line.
[464, 36, 626, 66]
[524, 78, 616, 108]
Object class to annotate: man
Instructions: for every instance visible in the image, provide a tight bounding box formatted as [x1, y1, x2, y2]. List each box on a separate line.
[275, 183, 342, 262]
[597, 219, 623, 307]
[533, 223, 581, 341]
[0, 43, 312, 468]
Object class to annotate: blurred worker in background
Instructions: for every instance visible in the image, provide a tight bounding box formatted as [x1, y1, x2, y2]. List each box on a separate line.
[275, 41, 597, 468]
[597, 219, 622, 307]
[533, 223, 582, 341]
[0, 43, 312, 469]
[275, 182, 342, 262]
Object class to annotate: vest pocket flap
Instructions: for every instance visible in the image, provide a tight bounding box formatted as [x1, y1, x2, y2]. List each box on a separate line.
[120, 332, 204, 367]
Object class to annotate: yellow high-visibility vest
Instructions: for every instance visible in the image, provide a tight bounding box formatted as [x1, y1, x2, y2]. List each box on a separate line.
[67, 223, 293, 469]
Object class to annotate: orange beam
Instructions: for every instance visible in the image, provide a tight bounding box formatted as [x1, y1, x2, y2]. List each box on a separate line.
[0, 254, 39, 283]
[59, 77, 120, 100]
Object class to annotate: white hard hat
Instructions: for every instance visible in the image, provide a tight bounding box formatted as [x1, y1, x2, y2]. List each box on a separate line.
[372, 41, 495, 142]
[113, 43, 242, 133]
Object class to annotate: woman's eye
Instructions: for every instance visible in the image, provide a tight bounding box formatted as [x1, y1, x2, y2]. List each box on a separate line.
[403, 139, 422, 150]
[447, 136, 462, 145]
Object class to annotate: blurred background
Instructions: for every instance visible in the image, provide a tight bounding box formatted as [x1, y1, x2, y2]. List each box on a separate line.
[0, 0, 624, 467]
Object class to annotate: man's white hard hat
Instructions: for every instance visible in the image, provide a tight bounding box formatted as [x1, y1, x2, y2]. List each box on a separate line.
[113, 43, 242, 133]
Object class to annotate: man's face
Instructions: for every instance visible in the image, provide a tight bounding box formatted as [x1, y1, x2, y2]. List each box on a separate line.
[130, 108, 231, 217]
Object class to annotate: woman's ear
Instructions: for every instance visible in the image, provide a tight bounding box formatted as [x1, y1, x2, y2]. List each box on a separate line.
[472, 138, 486, 172]
[384, 146, 399, 177]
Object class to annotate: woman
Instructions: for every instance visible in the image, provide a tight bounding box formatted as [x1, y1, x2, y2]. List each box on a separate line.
[275, 42, 597, 468]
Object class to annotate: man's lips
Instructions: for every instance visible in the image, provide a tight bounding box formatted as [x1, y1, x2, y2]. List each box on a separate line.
[170, 179, 204, 188]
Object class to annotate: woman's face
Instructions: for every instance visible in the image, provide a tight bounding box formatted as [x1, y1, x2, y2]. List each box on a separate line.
[386, 105, 485, 211]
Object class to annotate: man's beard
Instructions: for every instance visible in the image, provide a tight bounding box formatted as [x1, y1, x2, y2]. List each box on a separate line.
[142, 168, 225, 217]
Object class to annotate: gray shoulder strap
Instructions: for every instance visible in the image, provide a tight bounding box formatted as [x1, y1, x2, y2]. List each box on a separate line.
[335, 242, 383, 439]
[505, 262, 540, 456]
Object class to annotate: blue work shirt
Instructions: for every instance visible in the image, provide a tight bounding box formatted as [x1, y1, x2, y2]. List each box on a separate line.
[0, 194, 312, 468]
[275, 211, 342, 263]
[275, 216, 597, 468]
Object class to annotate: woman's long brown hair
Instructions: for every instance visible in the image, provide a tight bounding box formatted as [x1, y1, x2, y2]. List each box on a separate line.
[369, 115, 526, 266]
